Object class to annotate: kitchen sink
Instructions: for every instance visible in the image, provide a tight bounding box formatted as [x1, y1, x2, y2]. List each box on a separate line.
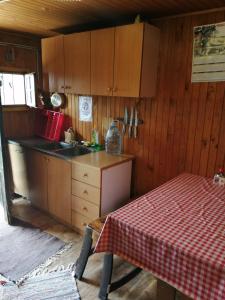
[36, 141, 74, 151]
[55, 145, 92, 157]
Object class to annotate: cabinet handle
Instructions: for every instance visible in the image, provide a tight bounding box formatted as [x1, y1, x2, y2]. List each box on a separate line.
[83, 173, 88, 177]
[107, 87, 112, 92]
[113, 87, 118, 92]
[61, 86, 65, 89]
[65, 86, 71, 89]
[83, 190, 88, 195]
[83, 206, 88, 211]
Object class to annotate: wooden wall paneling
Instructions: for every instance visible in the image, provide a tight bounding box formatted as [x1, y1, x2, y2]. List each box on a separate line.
[177, 15, 198, 174]
[198, 83, 216, 176]
[97, 96, 103, 143]
[185, 84, 201, 173]
[152, 19, 174, 188]
[158, 18, 179, 185]
[3, 110, 35, 138]
[207, 82, 225, 176]
[135, 99, 146, 193]
[169, 16, 193, 180]
[185, 14, 207, 176]
[141, 97, 153, 193]
[215, 85, 225, 171]
[198, 10, 225, 175]
[60, 11, 225, 195]
[191, 83, 208, 174]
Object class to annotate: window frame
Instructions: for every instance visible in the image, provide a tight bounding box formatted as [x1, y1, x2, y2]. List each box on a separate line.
[0, 71, 37, 112]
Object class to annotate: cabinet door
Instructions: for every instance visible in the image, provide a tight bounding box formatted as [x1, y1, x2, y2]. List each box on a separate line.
[113, 23, 143, 97]
[26, 150, 48, 210]
[42, 35, 65, 93]
[47, 156, 71, 224]
[91, 28, 114, 96]
[8, 144, 29, 198]
[64, 32, 90, 95]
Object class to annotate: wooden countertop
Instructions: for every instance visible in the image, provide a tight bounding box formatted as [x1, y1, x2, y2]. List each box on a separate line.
[70, 151, 134, 170]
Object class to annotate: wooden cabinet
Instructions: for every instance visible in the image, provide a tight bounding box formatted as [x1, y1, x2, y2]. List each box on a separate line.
[26, 150, 48, 210]
[91, 23, 160, 97]
[42, 35, 65, 93]
[64, 32, 91, 95]
[42, 23, 159, 97]
[114, 23, 144, 97]
[8, 143, 29, 198]
[91, 28, 114, 96]
[71, 157, 132, 232]
[47, 155, 71, 224]
[17, 148, 71, 224]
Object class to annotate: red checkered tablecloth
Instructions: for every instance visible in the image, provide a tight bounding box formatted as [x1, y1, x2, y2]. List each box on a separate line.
[95, 173, 225, 300]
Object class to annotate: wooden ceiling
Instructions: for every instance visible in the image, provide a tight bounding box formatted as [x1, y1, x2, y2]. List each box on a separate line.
[0, 0, 225, 37]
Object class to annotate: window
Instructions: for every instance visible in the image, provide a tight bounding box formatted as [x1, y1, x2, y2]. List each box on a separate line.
[0, 73, 36, 107]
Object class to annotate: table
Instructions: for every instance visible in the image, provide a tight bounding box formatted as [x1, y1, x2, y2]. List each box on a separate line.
[95, 173, 225, 300]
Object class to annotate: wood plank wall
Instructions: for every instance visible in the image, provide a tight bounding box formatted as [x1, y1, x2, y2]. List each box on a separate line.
[62, 10, 225, 196]
[3, 110, 35, 138]
[1, 31, 41, 138]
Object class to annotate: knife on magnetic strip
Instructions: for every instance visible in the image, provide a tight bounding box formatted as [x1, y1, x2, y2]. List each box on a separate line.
[134, 108, 138, 138]
[122, 106, 128, 135]
[128, 107, 133, 138]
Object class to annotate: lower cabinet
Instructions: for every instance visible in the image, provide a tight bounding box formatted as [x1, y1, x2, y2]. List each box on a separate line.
[26, 149, 48, 210]
[47, 155, 71, 224]
[8, 143, 132, 231]
[71, 160, 132, 232]
[27, 149, 71, 224]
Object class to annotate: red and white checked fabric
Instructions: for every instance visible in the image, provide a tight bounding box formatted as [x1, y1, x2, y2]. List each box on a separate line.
[95, 173, 225, 300]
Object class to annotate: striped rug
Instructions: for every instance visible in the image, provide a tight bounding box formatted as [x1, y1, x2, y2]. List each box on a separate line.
[0, 270, 80, 300]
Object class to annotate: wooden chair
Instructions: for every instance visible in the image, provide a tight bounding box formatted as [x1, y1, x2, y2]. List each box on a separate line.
[75, 216, 106, 280]
[75, 215, 142, 300]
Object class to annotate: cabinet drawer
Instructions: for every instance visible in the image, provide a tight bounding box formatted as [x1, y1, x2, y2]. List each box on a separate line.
[72, 180, 100, 206]
[72, 163, 101, 188]
[72, 211, 91, 232]
[72, 195, 99, 219]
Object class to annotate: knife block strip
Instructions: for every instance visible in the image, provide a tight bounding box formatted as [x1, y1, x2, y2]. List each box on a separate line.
[117, 117, 144, 125]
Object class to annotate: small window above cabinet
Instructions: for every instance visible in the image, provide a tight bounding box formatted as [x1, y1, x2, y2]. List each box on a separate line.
[91, 23, 160, 98]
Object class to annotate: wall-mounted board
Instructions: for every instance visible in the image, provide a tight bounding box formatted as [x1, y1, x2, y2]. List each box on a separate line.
[192, 21, 225, 82]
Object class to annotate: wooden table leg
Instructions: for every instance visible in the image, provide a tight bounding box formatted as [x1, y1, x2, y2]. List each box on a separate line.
[157, 279, 176, 300]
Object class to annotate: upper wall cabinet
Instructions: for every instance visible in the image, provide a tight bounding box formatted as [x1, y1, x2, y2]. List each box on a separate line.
[64, 32, 91, 95]
[91, 28, 115, 96]
[91, 23, 160, 98]
[41, 23, 160, 98]
[42, 35, 65, 93]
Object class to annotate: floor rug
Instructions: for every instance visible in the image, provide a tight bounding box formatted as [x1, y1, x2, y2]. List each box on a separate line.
[0, 220, 71, 283]
[0, 269, 80, 300]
